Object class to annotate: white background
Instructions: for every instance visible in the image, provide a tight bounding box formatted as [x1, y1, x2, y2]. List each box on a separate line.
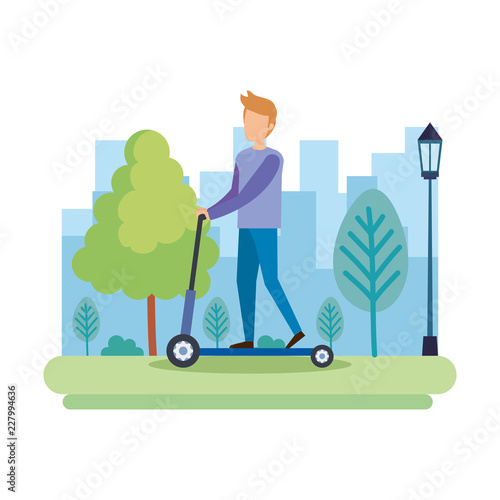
[2, 1, 499, 498]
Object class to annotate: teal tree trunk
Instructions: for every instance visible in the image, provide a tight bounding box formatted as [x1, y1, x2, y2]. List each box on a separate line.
[370, 301, 377, 357]
[367, 207, 378, 357]
[81, 302, 96, 356]
[214, 302, 219, 348]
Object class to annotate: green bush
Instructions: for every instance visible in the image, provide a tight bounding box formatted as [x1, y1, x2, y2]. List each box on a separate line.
[101, 335, 144, 356]
[257, 335, 285, 348]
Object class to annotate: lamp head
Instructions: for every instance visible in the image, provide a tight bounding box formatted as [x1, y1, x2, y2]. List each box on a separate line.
[418, 123, 442, 179]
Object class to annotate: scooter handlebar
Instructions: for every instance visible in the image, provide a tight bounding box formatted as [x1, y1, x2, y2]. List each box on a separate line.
[188, 213, 206, 291]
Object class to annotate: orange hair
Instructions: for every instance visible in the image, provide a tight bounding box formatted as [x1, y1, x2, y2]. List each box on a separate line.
[240, 91, 277, 137]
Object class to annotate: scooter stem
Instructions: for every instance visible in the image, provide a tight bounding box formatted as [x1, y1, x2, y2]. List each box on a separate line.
[180, 214, 206, 336]
[189, 214, 206, 291]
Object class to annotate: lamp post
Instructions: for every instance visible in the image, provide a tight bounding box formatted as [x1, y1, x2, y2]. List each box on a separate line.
[417, 123, 442, 356]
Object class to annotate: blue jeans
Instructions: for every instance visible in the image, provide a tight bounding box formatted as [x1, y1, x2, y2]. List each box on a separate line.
[237, 228, 302, 342]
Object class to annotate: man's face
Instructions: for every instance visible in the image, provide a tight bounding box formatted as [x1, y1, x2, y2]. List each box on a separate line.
[243, 109, 274, 141]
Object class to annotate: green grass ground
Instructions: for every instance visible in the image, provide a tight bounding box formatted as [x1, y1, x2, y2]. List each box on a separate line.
[44, 355, 456, 409]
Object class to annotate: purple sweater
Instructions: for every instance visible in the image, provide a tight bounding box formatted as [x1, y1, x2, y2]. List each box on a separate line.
[207, 147, 283, 228]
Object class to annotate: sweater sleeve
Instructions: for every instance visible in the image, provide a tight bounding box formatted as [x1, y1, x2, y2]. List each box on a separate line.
[206, 165, 239, 213]
[207, 154, 280, 221]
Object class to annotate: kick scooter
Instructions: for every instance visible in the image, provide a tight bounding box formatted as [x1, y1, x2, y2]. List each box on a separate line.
[166, 214, 334, 368]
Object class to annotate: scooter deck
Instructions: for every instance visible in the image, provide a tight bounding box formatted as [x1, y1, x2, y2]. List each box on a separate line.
[199, 348, 313, 356]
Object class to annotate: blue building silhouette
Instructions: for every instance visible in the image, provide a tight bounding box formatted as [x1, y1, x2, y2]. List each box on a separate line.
[371, 128, 438, 257]
[61, 127, 438, 356]
[300, 140, 345, 269]
[347, 176, 378, 209]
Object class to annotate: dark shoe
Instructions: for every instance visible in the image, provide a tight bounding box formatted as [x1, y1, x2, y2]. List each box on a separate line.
[286, 331, 305, 348]
[230, 341, 254, 348]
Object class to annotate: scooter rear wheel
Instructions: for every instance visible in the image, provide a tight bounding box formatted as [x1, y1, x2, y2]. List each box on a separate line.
[167, 334, 200, 368]
[310, 345, 334, 368]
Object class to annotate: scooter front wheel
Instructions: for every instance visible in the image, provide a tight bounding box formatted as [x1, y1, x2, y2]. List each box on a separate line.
[310, 345, 334, 368]
[167, 334, 200, 368]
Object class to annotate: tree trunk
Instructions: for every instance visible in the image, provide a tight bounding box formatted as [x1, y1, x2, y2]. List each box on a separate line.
[370, 300, 377, 358]
[147, 294, 157, 356]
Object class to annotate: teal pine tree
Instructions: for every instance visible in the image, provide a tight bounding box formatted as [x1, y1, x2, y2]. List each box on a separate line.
[316, 298, 344, 349]
[334, 190, 408, 357]
[72, 297, 100, 356]
[203, 297, 230, 348]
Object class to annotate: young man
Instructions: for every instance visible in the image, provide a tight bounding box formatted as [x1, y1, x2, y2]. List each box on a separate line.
[196, 91, 305, 348]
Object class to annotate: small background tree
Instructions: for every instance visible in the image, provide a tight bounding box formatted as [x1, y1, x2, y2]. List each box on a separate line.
[334, 189, 408, 357]
[203, 297, 230, 348]
[316, 297, 344, 349]
[72, 297, 100, 355]
[72, 130, 219, 355]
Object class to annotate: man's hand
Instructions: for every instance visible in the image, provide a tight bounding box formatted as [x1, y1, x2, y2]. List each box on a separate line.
[196, 208, 210, 220]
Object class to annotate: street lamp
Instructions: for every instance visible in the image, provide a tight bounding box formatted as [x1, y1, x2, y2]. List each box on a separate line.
[417, 123, 442, 356]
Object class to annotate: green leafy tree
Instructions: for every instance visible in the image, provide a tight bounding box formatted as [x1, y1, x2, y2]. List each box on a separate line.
[334, 189, 408, 357]
[72, 297, 100, 355]
[316, 297, 344, 349]
[203, 297, 230, 348]
[72, 130, 219, 355]
[101, 335, 144, 356]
